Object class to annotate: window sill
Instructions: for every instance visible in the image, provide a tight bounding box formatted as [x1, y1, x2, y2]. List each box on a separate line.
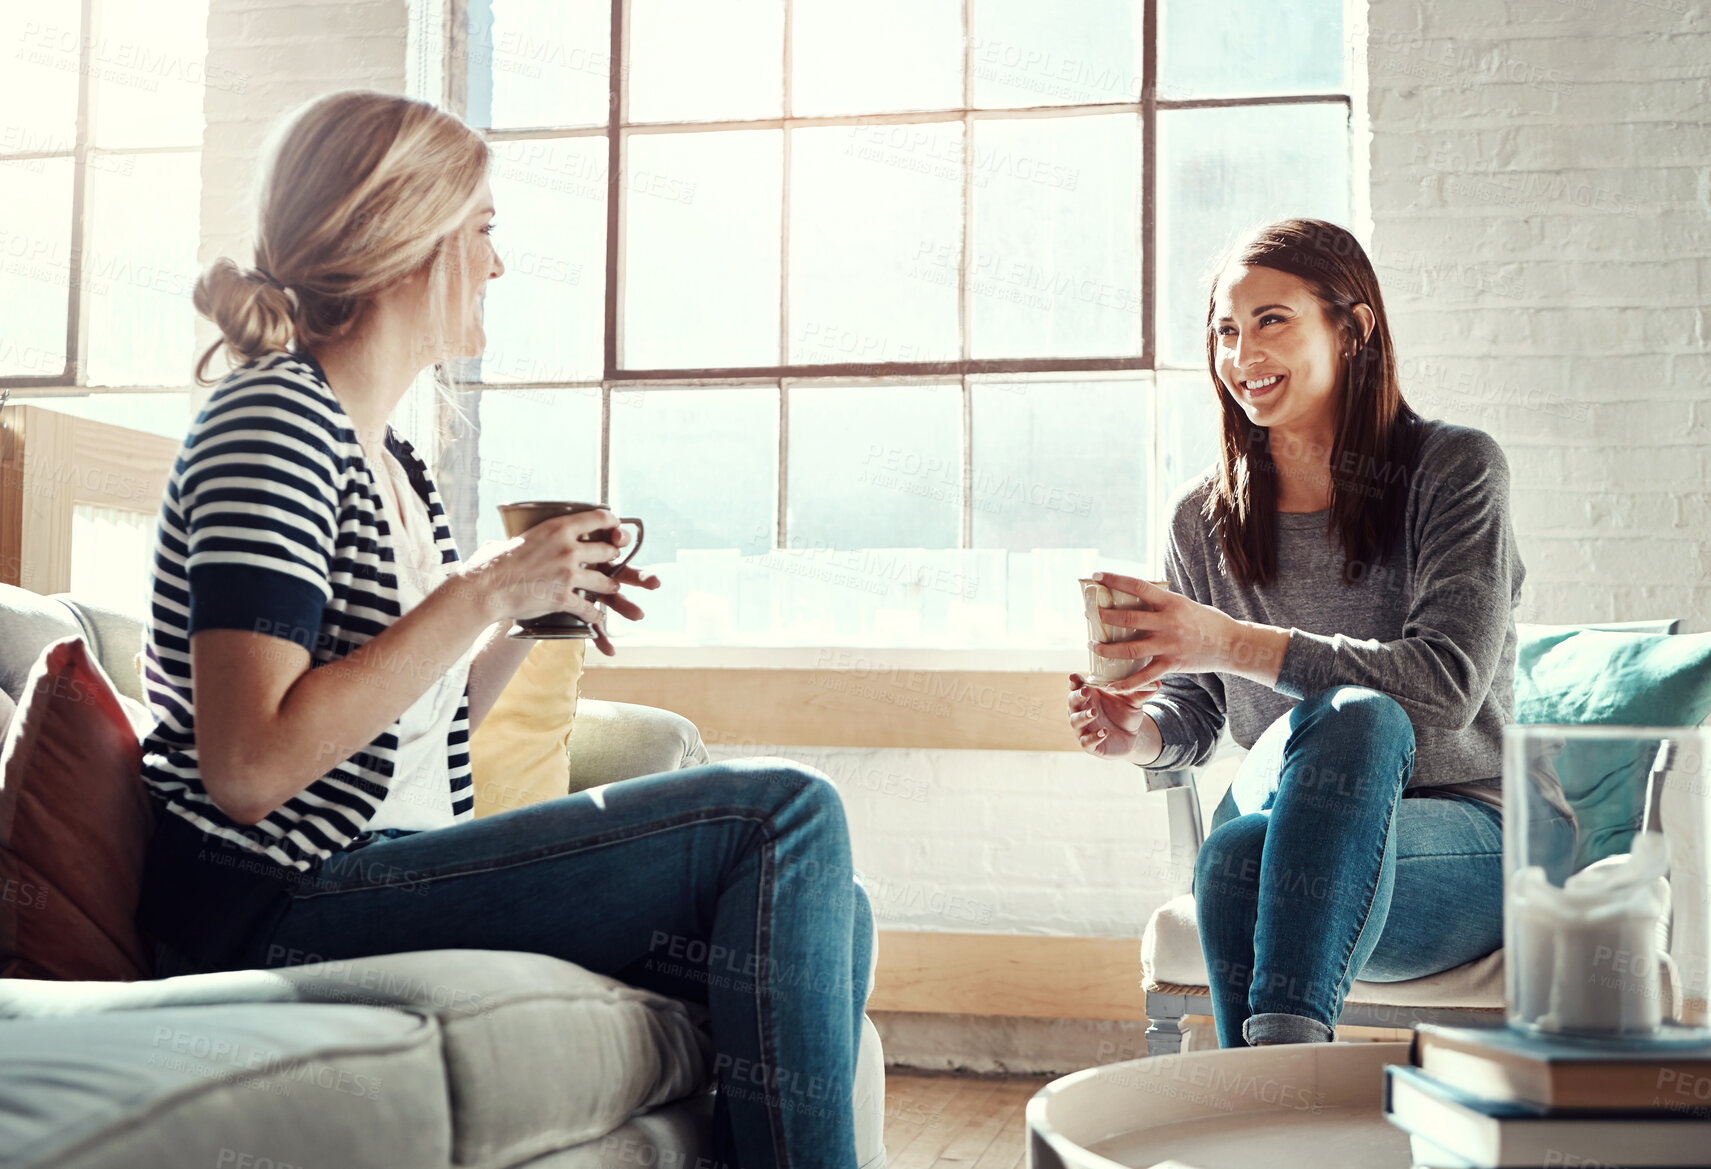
[585, 643, 1087, 672]
[578, 643, 1088, 751]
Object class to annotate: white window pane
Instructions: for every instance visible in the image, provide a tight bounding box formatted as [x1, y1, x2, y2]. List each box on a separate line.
[1160, 0, 1343, 99]
[1, 0, 81, 152]
[604, 388, 775, 644]
[628, 0, 783, 123]
[969, 115, 1141, 359]
[481, 137, 606, 384]
[971, 381, 1148, 561]
[1157, 103, 1351, 366]
[609, 388, 775, 563]
[0, 158, 73, 378]
[786, 385, 960, 550]
[1158, 371, 1224, 498]
[87, 0, 209, 148]
[85, 151, 201, 387]
[470, 388, 602, 547]
[971, 0, 1142, 108]
[621, 130, 781, 369]
[791, 0, 962, 116]
[789, 125, 961, 365]
[71, 504, 154, 615]
[472, 0, 609, 130]
[31, 390, 192, 439]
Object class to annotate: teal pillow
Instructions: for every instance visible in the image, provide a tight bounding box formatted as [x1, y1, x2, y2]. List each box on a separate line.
[1513, 625, 1711, 867]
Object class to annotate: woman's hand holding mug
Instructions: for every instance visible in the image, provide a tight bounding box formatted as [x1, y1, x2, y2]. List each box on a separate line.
[451, 507, 659, 656]
[1067, 667, 1163, 762]
[1067, 571, 1241, 762]
[1083, 572, 1241, 686]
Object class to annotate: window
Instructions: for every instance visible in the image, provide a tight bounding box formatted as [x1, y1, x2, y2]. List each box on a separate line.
[1, 0, 211, 601]
[453, 0, 1352, 648]
[0, 0, 210, 397]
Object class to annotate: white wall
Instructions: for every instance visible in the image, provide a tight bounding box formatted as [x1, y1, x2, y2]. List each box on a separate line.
[197, 0, 1711, 1073]
[1364, 0, 1710, 633]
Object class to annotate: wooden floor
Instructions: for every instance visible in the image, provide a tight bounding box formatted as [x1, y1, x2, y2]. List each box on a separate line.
[882, 1070, 1053, 1169]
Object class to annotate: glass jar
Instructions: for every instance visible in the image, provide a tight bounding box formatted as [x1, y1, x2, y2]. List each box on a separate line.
[1503, 724, 1711, 1043]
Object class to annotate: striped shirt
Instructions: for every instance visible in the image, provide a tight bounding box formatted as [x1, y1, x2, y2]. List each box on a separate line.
[140, 348, 474, 871]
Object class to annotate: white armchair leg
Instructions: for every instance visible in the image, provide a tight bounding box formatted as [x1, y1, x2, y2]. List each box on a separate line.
[854, 1012, 886, 1169]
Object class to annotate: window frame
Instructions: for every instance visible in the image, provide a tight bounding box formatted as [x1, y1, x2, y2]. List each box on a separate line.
[0, 0, 206, 398]
[445, 0, 1357, 657]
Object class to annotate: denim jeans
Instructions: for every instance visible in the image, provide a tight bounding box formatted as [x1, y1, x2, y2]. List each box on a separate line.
[137, 758, 871, 1169]
[1192, 685, 1574, 1048]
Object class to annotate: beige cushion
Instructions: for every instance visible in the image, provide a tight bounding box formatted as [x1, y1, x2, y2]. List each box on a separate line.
[1140, 892, 1506, 1009]
[470, 639, 587, 817]
[0, 949, 714, 1169]
[0, 1003, 449, 1169]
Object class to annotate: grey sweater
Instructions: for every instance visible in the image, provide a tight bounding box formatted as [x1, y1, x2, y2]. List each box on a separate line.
[1141, 419, 1522, 803]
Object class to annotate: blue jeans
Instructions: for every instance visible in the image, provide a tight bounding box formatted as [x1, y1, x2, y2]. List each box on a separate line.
[1192, 686, 1569, 1047]
[137, 759, 871, 1169]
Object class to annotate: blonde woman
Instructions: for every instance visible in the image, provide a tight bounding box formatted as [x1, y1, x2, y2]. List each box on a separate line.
[135, 90, 868, 1169]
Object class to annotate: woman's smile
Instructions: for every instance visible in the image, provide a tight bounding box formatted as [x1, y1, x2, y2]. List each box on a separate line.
[1241, 372, 1285, 400]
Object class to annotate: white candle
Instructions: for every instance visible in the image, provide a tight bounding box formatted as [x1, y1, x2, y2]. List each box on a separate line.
[1507, 833, 1671, 1037]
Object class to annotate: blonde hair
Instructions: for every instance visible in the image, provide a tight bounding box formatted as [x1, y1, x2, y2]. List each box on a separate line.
[192, 89, 489, 388]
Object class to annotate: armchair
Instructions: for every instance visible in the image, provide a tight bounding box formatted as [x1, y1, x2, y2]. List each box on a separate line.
[1138, 617, 1691, 1055]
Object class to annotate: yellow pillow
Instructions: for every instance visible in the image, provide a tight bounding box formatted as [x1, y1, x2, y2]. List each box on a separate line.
[469, 638, 586, 818]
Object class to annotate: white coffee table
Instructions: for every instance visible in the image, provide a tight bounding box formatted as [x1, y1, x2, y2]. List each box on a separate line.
[1025, 1040, 1415, 1169]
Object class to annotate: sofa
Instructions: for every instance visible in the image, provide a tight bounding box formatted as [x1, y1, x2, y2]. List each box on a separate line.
[0, 585, 887, 1169]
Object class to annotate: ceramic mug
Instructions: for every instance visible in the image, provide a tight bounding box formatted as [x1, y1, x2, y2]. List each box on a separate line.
[1078, 577, 1169, 686]
[498, 501, 645, 639]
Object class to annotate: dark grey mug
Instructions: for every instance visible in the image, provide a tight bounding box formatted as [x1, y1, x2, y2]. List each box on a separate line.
[497, 501, 645, 639]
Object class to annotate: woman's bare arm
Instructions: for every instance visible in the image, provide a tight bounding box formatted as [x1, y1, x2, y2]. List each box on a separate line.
[193, 583, 494, 824]
[194, 511, 637, 824]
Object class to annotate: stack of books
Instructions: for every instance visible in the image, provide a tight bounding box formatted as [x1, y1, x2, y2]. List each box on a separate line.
[1383, 1023, 1711, 1168]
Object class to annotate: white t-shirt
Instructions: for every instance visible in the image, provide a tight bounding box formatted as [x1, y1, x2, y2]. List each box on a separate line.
[365, 443, 474, 832]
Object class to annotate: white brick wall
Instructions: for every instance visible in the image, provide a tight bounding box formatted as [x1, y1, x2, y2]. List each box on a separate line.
[196, 0, 1711, 1072]
[1367, 0, 1711, 633]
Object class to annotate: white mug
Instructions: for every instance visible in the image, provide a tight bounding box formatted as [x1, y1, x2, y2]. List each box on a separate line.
[1078, 577, 1167, 687]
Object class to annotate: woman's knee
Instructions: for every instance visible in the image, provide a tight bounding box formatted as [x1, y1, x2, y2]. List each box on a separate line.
[1293, 686, 1414, 750]
[705, 756, 837, 809]
[1194, 815, 1268, 903]
[717, 758, 853, 864]
[1286, 688, 1416, 804]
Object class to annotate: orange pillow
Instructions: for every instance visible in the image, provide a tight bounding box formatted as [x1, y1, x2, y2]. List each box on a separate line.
[0, 637, 155, 981]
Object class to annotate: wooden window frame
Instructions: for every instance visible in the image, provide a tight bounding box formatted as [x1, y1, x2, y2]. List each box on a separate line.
[450, 0, 1352, 575]
[0, 0, 205, 396]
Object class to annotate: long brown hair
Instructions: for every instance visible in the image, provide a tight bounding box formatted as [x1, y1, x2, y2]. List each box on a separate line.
[192, 90, 490, 387]
[1200, 218, 1425, 588]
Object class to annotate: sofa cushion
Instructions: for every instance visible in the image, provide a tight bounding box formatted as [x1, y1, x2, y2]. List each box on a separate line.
[0, 585, 85, 704]
[511, 1096, 712, 1168]
[1140, 892, 1505, 1009]
[0, 1003, 448, 1169]
[0, 637, 154, 981]
[562, 700, 710, 791]
[0, 948, 715, 1169]
[48, 595, 148, 705]
[470, 638, 586, 817]
[1513, 626, 1711, 867]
